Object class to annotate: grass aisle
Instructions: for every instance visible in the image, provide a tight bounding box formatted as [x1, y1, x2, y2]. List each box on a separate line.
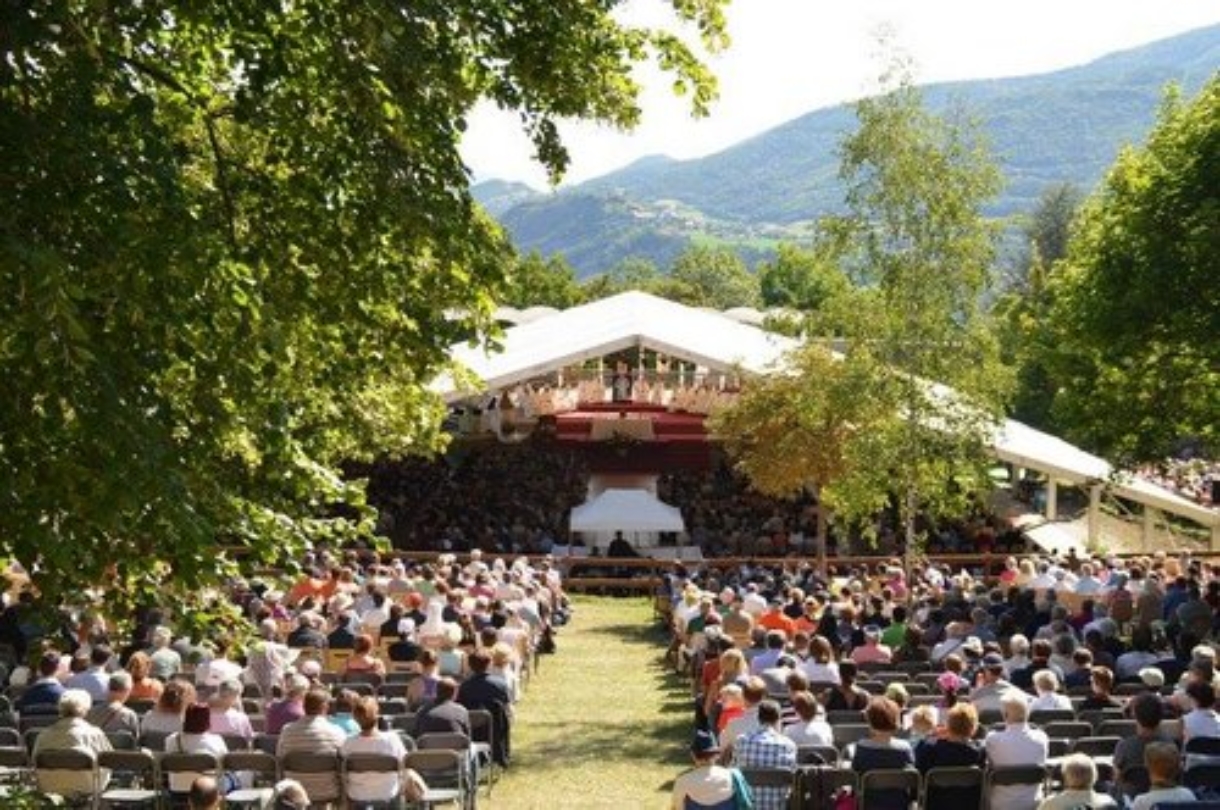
[488, 594, 691, 809]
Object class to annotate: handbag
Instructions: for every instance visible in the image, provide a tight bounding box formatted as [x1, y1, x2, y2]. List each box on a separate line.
[729, 767, 754, 810]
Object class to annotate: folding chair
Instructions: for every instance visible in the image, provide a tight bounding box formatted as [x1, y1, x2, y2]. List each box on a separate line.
[467, 708, 497, 795]
[416, 732, 477, 795]
[404, 748, 465, 808]
[253, 733, 280, 755]
[1071, 736, 1121, 757]
[826, 710, 866, 725]
[1043, 721, 1093, 741]
[0, 729, 20, 747]
[105, 730, 138, 751]
[1030, 709, 1077, 726]
[1185, 736, 1220, 759]
[138, 728, 171, 752]
[858, 767, 920, 810]
[34, 748, 100, 808]
[344, 752, 405, 809]
[221, 733, 251, 751]
[1048, 738, 1071, 758]
[280, 750, 343, 807]
[1097, 720, 1137, 738]
[921, 765, 984, 810]
[98, 749, 159, 808]
[380, 698, 410, 716]
[0, 745, 31, 791]
[986, 764, 1047, 808]
[739, 766, 796, 806]
[379, 682, 412, 701]
[796, 744, 838, 766]
[1078, 708, 1125, 732]
[793, 765, 856, 810]
[832, 724, 871, 752]
[18, 712, 58, 734]
[1184, 763, 1220, 791]
[159, 751, 221, 808]
[224, 750, 279, 807]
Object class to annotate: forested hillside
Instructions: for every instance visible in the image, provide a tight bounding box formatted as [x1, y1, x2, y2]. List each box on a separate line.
[475, 24, 1220, 277]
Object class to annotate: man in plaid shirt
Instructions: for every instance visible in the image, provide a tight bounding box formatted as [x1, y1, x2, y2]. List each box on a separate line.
[733, 699, 797, 809]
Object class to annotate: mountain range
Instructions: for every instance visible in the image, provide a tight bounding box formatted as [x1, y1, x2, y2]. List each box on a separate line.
[473, 24, 1220, 278]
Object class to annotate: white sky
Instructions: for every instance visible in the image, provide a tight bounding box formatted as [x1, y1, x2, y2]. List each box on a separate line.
[461, 0, 1220, 188]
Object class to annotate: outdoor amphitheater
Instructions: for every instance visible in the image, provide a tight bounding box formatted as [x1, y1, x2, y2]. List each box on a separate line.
[3, 291, 1217, 810]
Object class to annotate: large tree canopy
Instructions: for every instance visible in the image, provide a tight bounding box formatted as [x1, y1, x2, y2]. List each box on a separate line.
[1038, 79, 1220, 461]
[0, 1, 727, 612]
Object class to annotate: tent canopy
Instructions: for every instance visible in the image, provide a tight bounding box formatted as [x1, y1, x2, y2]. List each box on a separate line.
[439, 290, 1217, 534]
[569, 488, 686, 534]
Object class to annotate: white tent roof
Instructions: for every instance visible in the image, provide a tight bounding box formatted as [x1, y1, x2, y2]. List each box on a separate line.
[442, 290, 797, 400]
[992, 419, 1217, 527]
[569, 488, 686, 533]
[439, 291, 1217, 532]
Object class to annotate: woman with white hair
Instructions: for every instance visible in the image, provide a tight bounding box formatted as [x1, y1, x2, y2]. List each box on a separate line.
[33, 689, 114, 796]
[245, 618, 296, 701]
[1004, 634, 1031, 677]
[1036, 753, 1113, 809]
[1030, 669, 1072, 712]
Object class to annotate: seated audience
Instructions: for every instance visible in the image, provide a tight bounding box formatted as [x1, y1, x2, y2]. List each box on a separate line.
[33, 689, 113, 796]
[85, 671, 141, 737]
[164, 704, 230, 795]
[850, 697, 915, 810]
[1131, 741, 1196, 810]
[1036, 753, 1115, 810]
[916, 702, 985, 807]
[985, 695, 1049, 810]
[1029, 669, 1072, 712]
[782, 690, 832, 749]
[733, 700, 796, 810]
[277, 689, 347, 800]
[341, 696, 414, 806]
[671, 729, 735, 809]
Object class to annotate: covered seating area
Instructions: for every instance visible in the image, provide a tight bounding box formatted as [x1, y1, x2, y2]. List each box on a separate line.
[437, 291, 1218, 551]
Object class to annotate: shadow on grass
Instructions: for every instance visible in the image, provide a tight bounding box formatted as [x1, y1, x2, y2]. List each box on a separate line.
[584, 621, 671, 645]
[518, 715, 693, 771]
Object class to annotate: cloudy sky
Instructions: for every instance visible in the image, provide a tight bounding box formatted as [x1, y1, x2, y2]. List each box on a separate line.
[460, 0, 1220, 188]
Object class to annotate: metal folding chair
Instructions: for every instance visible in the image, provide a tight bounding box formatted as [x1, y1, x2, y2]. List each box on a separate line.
[343, 751, 405, 810]
[280, 750, 343, 807]
[97, 749, 159, 808]
[921, 765, 984, 810]
[33, 748, 100, 808]
[858, 767, 920, 810]
[404, 748, 465, 808]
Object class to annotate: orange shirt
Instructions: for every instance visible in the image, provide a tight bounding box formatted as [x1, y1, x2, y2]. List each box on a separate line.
[757, 609, 796, 637]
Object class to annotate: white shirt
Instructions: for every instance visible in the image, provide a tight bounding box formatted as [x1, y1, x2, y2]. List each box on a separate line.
[800, 660, 840, 686]
[1030, 693, 1073, 713]
[1132, 786, 1197, 810]
[1184, 707, 1220, 741]
[783, 719, 833, 748]
[985, 723, 1049, 810]
[342, 731, 408, 802]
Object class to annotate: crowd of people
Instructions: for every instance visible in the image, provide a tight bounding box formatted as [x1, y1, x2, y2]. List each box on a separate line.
[0, 547, 568, 806]
[355, 437, 590, 555]
[355, 438, 1022, 562]
[666, 548, 1220, 809]
[1137, 458, 1219, 509]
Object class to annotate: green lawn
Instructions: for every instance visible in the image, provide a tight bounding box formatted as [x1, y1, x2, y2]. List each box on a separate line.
[487, 594, 692, 808]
